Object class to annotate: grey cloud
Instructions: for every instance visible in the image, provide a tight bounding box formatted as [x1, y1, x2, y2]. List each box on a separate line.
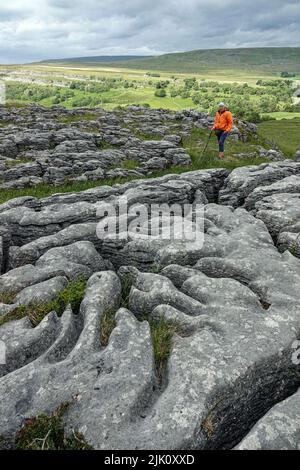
[0, 0, 299, 63]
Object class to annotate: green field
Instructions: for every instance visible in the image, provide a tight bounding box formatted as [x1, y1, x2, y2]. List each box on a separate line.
[262, 112, 300, 120]
[1, 63, 299, 121]
[258, 118, 300, 157]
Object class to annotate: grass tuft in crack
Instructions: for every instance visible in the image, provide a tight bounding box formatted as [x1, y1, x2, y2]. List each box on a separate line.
[120, 274, 133, 308]
[150, 263, 162, 273]
[99, 309, 117, 347]
[149, 318, 182, 382]
[15, 403, 92, 450]
[121, 159, 139, 170]
[0, 291, 17, 305]
[0, 278, 87, 327]
[56, 113, 97, 124]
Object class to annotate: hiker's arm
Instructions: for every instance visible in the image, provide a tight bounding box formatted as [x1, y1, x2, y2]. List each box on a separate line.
[212, 113, 218, 130]
[225, 113, 233, 132]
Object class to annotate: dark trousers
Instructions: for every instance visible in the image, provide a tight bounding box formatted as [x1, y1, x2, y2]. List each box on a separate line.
[215, 130, 229, 152]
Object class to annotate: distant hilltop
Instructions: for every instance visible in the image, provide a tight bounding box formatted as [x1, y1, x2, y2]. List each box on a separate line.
[37, 55, 152, 64]
[37, 47, 300, 75]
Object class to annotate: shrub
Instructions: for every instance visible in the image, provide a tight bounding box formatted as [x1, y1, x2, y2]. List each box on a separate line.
[154, 89, 167, 98]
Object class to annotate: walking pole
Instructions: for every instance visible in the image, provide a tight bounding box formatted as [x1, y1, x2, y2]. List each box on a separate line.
[200, 130, 213, 158]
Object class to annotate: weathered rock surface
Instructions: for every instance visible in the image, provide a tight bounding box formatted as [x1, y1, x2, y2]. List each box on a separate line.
[0, 106, 299, 450]
[245, 175, 300, 257]
[0, 200, 300, 449]
[0, 106, 211, 189]
[235, 388, 300, 450]
[219, 161, 300, 207]
[0, 168, 227, 248]
[0, 271, 122, 448]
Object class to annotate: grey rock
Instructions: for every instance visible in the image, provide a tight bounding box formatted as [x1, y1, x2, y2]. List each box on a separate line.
[35, 241, 106, 280]
[219, 161, 300, 207]
[245, 175, 300, 210]
[255, 193, 300, 238]
[0, 176, 44, 190]
[0, 168, 228, 246]
[0, 271, 122, 448]
[235, 389, 300, 450]
[14, 276, 69, 306]
[255, 193, 300, 257]
[0, 104, 300, 450]
[0, 241, 106, 302]
[8, 223, 99, 269]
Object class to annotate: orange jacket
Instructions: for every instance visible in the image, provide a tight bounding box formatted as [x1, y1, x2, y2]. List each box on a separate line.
[213, 109, 233, 133]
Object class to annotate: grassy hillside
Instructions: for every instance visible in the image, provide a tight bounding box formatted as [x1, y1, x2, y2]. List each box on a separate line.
[46, 48, 300, 76]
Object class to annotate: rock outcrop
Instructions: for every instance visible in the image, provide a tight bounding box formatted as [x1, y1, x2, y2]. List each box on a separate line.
[0, 106, 299, 450]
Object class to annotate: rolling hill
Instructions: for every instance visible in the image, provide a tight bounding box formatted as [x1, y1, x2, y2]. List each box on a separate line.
[40, 47, 300, 76]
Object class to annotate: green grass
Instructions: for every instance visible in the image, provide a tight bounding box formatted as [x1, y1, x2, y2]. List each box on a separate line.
[120, 275, 133, 309]
[0, 176, 140, 205]
[0, 120, 13, 127]
[183, 127, 271, 170]
[121, 159, 139, 170]
[99, 309, 117, 347]
[4, 158, 32, 167]
[56, 112, 97, 123]
[15, 403, 92, 450]
[0, 169, 198, 206]
[0, 291, 16, 305]
[98, 141, 115, 150]
[3, 100, 28, 108]
[133, 131, 164, 141]
[263, 112, 300, 120]
[99, 273, 134, 346]
[0, 278, 87, 327]
[258, 118, 300, 157]
[2, 63, 297, 114]
[149, 318, 182, 381]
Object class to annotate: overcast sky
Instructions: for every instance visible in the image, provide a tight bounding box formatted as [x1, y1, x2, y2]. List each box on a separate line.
[0, 0, 299, 63]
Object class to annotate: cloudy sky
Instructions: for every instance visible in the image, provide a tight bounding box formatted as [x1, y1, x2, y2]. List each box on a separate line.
[0, 0, 299, 63]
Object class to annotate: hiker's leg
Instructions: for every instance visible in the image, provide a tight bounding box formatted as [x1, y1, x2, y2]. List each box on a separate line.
[216, 131, 221, 154]
[217, 131, 228, 159]
[217, 131, 224, 158]
[219, 132, 228, 153]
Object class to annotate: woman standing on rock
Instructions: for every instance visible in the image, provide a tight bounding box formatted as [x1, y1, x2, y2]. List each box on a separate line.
[212, 102, 233, 160]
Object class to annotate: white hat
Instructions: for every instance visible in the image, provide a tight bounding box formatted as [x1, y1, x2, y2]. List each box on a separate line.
[218, 102, 225, 107]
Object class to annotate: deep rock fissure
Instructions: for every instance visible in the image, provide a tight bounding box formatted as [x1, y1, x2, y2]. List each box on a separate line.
[199, 345, 300, 449]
